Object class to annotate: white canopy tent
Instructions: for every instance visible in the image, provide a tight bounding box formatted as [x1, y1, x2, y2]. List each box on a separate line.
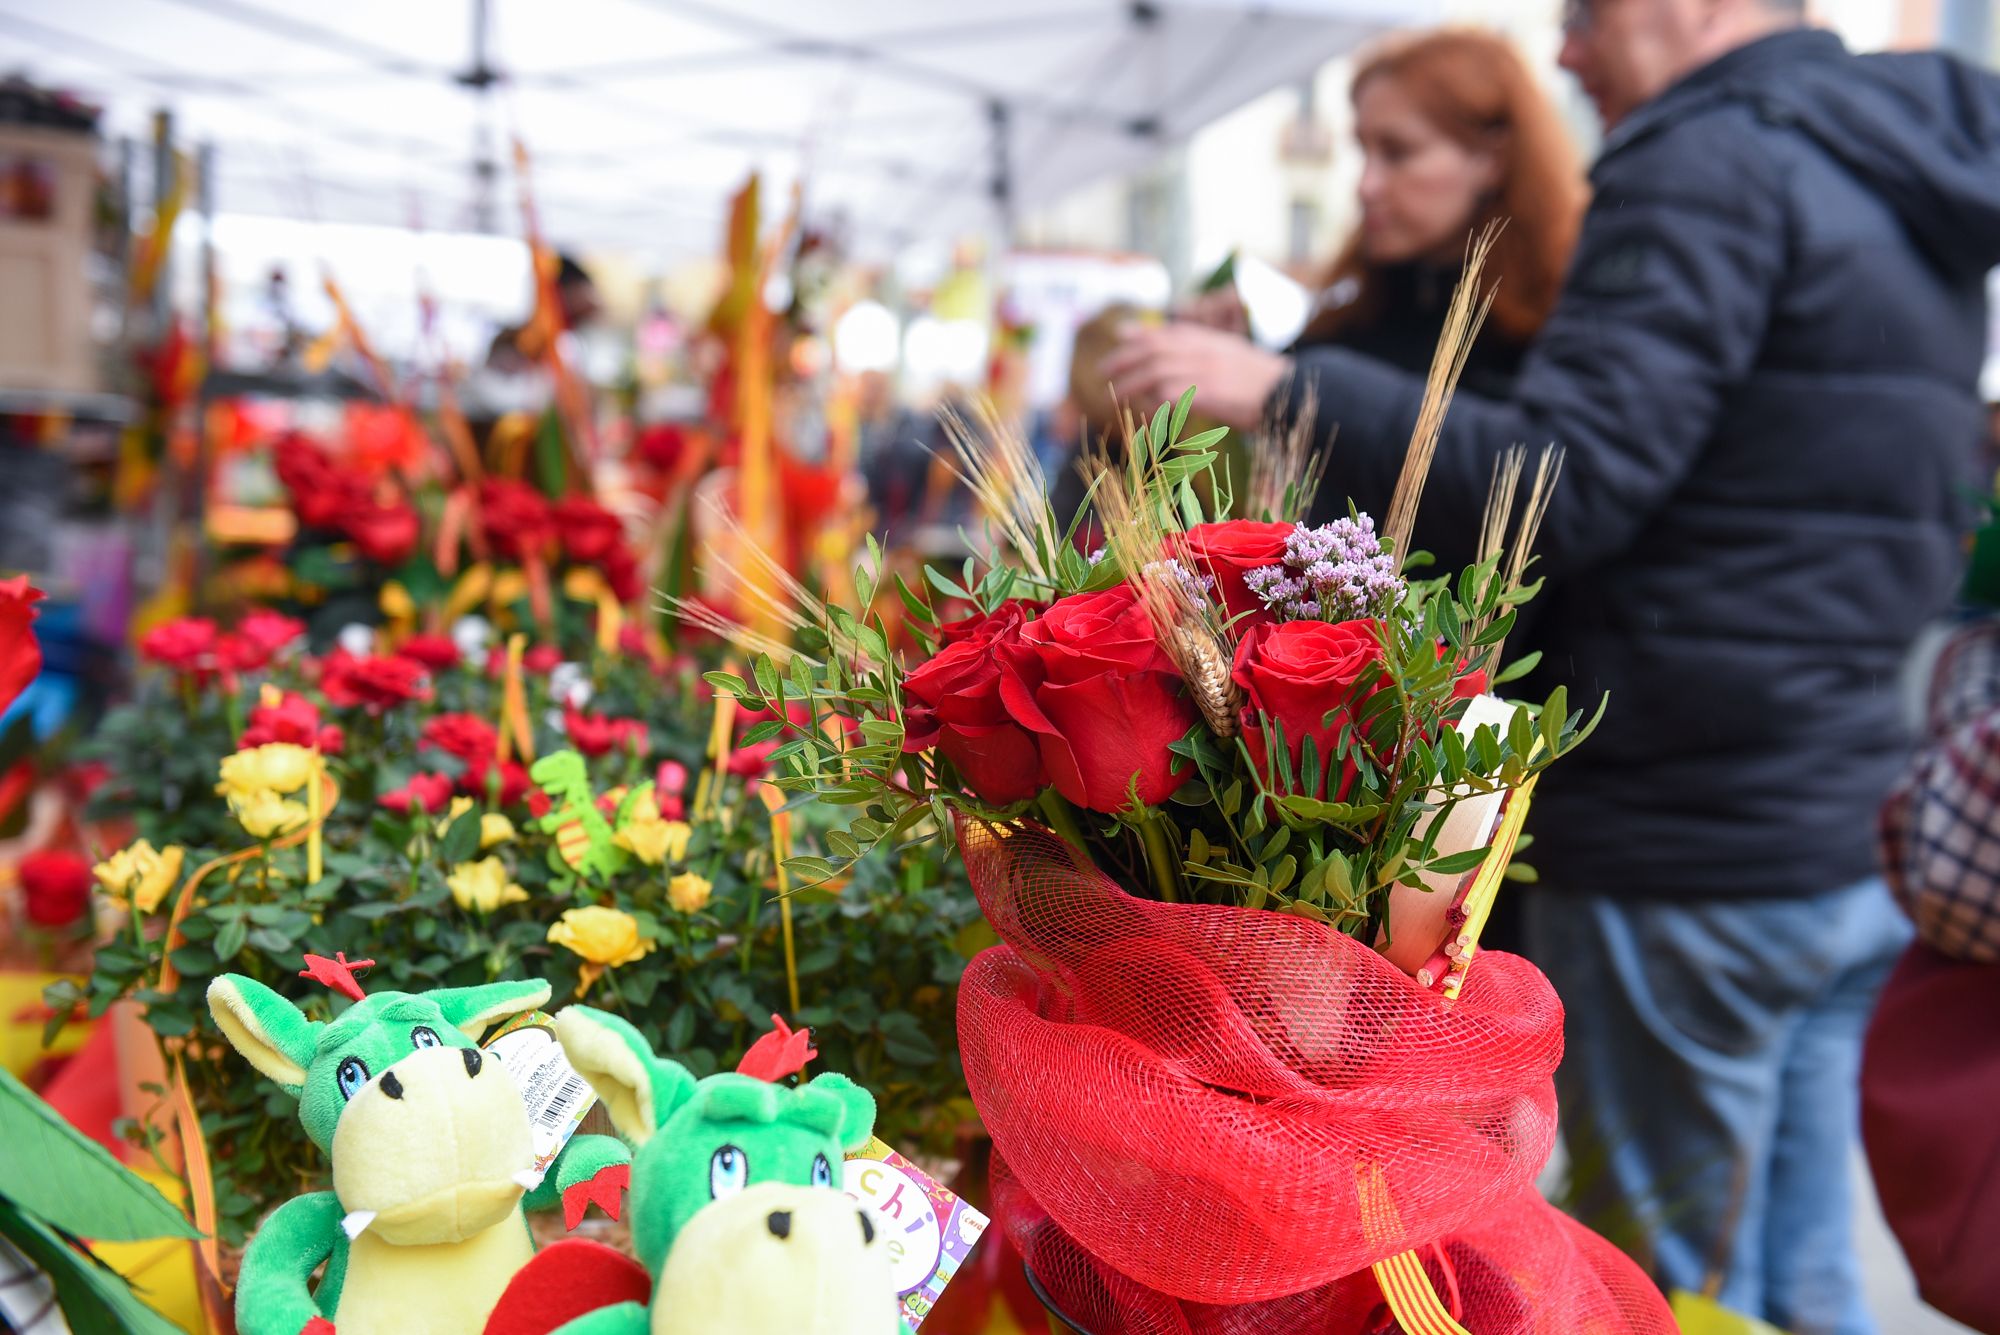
[0, 0, 1427, 266]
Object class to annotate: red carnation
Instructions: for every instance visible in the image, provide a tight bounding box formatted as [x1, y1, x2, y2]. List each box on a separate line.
[397, 634, 460, 671]
[139, 617, 219, 673]
[21, 850, 92, 927]
[422, 712, 499, 763]
[554, 496, 625, 566]
[378, 773, 457, 816]
[320, 650, 431, 712]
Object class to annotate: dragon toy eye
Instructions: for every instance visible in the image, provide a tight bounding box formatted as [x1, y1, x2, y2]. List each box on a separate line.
[811, 1153, 833, 1188]
[410, 1025, 441, 1049]
[335, 1057, 370, 1101]
[709, 1145, 749, 1199]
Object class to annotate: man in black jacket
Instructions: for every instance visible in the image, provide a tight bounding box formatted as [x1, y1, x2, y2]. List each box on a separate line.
[1109, 2, 2000, 1330]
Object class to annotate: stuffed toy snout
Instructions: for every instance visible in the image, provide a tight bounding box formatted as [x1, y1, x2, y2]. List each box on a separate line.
[651, 1181, 900, 1335]
[330, 1042, 536, 1247]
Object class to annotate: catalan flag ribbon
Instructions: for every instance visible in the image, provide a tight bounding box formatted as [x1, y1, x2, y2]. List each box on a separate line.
[1358, 1162, 1471, 1335]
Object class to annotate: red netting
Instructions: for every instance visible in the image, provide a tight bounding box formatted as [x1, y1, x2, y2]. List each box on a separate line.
[995, 1154, 1676, 1335]
[955, 817, 1673, 1333]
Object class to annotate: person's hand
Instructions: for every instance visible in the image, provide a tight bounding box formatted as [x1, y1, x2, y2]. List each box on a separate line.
[1173, 287, 1250, 335]
[1099, 322, 1290, 432]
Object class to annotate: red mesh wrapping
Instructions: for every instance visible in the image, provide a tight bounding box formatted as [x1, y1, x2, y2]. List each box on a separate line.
[956, 818, 1672, 1333]
[995, 1154, 1676, 1334]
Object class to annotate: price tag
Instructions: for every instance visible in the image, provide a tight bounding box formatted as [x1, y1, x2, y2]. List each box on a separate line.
[484, 1012, 597, 1190]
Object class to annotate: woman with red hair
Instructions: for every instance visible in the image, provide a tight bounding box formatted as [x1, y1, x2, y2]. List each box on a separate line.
[1104, 27, 1586, 437]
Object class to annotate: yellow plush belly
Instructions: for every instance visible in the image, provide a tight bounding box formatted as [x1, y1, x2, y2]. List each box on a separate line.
[334, 1216, 535, 1335]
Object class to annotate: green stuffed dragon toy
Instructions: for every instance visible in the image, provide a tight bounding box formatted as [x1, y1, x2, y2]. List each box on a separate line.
[208, 954, 631, 1335]
[482, 1010, 908, 1335]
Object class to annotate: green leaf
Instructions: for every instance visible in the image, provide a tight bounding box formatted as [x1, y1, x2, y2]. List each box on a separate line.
[1422, 845, 1494, 877]
[1540, 684, 1569, 758]
[1170, 385, 1196, 442]
[214, 918, 248, 960]
[0, 1198, 189, 1335]
[703, 671, 751, 699]
[440, 807, 482, 865]
[1492, 650, 1542, 686]
[0, 1068, 201, 1241]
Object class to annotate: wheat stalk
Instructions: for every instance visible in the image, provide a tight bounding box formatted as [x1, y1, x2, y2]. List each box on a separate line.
[1091, 453, 1245, 738]
[936, 399, 1061, 587]
[1385, 222, 1502, 565]
[1245, 374, 1329, 524]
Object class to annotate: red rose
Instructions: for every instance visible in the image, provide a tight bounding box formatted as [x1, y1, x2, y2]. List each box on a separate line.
[1231, 619, 1386, 800]
[904, 634, 1046, 806]
[637, 423, 687, 473]
[997, 586, 1195, 812]
[20, 850, 91, 927]
[527, 787, 553, 820]
[275, 435, 351, 530]
[320, 650, 431, 712]
[422, 712, 498, 762]
[566, 708, 647, 758]
[936, 598, 1039, 650]
[241, 691, 342, 752]
[524, 645, 563, 674]
[1184, 520, 1291, 628]
[1, 577, 44, 714]
[479, 480, 556, 563]
[379, 773, 456, 816]
[600, 546, 645, 604]
[554, 497, 624, 566]
[397, 634, 461, 671]
[462, 758, 531, 807]
[236, 609, 306, 661]
[344, 498, 419, 568]
[139, 617, 218, 672]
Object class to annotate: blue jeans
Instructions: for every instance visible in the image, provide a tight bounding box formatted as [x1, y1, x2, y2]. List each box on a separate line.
[1525, 881, 1909, 1335]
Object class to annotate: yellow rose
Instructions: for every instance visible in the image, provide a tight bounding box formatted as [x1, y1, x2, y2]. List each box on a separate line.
[480, 813, 517, 850]
[231, 788, 309, 840]
[547, 906, 653, 967]
[446, 857, 529, 913]
[612, 789, 692, 867]
[435, 795, 475, 836]
[668, 871, 713, 914]
[92, 840, 185, 915]
[217, 743, 315, 798]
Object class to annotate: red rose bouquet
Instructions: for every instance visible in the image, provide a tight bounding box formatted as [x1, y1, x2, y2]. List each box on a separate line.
[702, 263, 1666, 1332]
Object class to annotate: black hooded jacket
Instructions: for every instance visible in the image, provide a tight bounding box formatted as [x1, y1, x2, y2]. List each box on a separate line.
[1282, 29, 2000, 901]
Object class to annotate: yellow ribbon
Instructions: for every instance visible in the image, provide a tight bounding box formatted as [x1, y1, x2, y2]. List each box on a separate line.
[1357, 1163, 1471, 1335]
[563, 566, 624, 654]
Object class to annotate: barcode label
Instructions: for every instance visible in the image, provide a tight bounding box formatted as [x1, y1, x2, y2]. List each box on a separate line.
[537, 1075, 589, 1129]
[484, 1019, 598, 1189]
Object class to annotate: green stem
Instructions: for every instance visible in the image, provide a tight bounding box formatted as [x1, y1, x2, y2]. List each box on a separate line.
[1139, 809, 1180, 904]
[1036, 791, 1089, 854]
